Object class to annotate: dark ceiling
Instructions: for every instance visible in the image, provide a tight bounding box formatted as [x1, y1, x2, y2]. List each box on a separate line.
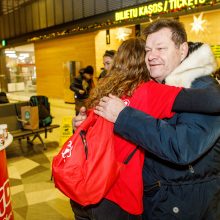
[0, 0, 35, 15]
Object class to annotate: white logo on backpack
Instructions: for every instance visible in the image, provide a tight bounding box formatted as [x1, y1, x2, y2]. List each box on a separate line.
[62, 141, 73, 160]
[123, 99, 130, 106]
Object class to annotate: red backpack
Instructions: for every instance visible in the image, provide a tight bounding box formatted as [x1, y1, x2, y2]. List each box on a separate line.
[52, 110, 137, 206]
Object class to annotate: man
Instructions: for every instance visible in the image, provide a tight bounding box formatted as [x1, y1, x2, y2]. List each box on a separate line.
[74, 19, 220, 219]
[70, 65, 94, 115]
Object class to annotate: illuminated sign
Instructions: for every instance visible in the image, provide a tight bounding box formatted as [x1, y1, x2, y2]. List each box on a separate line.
[1, 40, 6, 47]
[115, 0, 207, 21]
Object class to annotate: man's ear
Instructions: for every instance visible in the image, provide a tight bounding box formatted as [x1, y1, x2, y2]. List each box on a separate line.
[180, 42, 189, 62]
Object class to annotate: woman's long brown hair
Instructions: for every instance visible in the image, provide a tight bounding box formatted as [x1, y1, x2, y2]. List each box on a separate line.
[87, 38, 150, 108]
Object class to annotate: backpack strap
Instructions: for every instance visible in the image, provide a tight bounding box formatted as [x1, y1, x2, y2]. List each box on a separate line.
[79, 127, 139, 164]
[79, 130, 88, 159]
[123, 146, 139, 165]
[30, 96, 38, 106]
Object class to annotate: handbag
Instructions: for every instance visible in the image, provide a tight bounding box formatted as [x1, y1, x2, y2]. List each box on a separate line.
[20, 105, 39, 130]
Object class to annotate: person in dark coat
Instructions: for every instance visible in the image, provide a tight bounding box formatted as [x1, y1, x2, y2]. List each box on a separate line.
[93, 19, 220, 220]
[70, 65, 94, 115]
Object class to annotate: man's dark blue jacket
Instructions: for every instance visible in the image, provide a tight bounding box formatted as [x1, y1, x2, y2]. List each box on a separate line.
[114, 43, 220, 220]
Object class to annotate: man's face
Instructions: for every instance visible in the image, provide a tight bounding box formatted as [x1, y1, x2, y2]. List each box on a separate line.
[145, 28, 187, 82]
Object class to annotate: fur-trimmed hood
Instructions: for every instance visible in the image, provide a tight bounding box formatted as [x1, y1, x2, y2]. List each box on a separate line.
[165, 43, 217, 88]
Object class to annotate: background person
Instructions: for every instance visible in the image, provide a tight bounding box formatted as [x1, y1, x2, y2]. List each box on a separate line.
[70, 65, 94, 115]
[94, 19, 220, 220]
[98, 50, 116, 79]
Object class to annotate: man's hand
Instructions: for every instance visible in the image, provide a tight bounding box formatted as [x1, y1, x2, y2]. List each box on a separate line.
[94, 94, 126, 123]
[73, 106, 87, 128]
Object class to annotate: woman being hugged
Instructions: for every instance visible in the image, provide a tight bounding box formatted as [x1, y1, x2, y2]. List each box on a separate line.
[70, 37, 183, 220]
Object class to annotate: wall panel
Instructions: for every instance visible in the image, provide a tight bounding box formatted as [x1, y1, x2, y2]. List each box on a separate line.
[46, 0, 55, 27]
[9, 13, 15, 38]
[54, 0, 64, 25]
[73, 0, 83, 19]
[84, 0, 95, 17]
[95, 27, 135, 77]
[26, 4, 33, 32]
[14, 10, 21, 36]
[34, 32, 96, 99]
[137, 0, 148, 3]
[180, 10, 220, 66]
[39, 0, 47, 29]
[108, 0, 122, 11]
[3, 15, 9, 38]
[95, 0, 107, 14]
[32, 1, 40, 31]
[122, 0, 137, 7]
[0, 17, 3, 39]
[19, 7, 27, 34]
[63, 0, 73, 22]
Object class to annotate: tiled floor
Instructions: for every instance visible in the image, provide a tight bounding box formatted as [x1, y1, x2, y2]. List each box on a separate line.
[5, 93, 76, 219]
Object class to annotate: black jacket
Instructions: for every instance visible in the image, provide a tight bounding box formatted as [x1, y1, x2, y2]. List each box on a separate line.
[70, 75, 93, 100]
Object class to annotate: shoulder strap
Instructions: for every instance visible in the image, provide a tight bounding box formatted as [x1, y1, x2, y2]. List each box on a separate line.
[30, 96, 38, 106]
[123, 146, 139, 165]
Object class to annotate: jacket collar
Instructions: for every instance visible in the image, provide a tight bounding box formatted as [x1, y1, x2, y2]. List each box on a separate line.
[165, 43, 217, 88]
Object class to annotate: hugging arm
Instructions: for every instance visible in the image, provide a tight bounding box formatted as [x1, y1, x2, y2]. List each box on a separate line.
[114, 107, 220, 165]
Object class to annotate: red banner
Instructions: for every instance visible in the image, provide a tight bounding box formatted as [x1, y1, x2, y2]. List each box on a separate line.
[0, 150, 14, 220]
